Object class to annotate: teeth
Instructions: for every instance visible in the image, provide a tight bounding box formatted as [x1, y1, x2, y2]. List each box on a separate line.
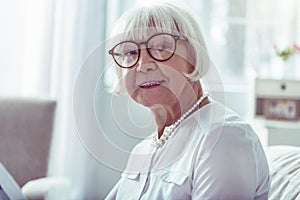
[140, 81, 161, 87]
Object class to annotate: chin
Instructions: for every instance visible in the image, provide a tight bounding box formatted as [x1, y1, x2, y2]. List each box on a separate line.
[129, 86, 175, 107]
[136, 97, 171, 109]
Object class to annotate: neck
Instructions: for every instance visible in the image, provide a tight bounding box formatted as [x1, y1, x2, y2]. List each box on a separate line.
[150, 81, 208, 138]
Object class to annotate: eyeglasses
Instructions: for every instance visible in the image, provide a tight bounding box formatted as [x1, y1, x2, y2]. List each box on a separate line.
[108, 33, 187, 68]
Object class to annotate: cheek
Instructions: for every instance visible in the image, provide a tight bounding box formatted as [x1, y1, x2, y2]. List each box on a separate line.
[159, 65, 191, 95]
[172, 52, 195, 74]
[162, 53, 194, 77]
[181, 60, 195, 74]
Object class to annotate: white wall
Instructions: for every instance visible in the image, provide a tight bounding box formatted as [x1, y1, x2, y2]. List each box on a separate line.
[0, 0, 26, 96]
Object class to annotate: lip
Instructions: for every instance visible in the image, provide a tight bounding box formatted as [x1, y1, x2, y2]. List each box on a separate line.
[138, 80, 165, 89]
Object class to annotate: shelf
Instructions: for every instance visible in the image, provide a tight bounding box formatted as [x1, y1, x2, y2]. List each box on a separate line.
[265, 119, 300, 129]
[255, 78, 300, 98]
[255, 78, 300, 119]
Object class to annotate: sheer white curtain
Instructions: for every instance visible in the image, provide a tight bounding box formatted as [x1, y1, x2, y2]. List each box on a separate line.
[22, 0, 110, 199]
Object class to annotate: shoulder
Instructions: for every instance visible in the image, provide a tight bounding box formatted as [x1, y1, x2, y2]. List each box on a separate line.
[192, 101, 261, 157]
[191, 101, 269, 178]
[191, 102, 270, 198]
[130, 136, 153, 154]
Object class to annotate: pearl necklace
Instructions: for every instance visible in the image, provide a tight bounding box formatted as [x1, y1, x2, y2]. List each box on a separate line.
[152, 93, 209, 148]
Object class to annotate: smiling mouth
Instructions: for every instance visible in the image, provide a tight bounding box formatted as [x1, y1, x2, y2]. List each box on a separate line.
[139, 81, 165, 89]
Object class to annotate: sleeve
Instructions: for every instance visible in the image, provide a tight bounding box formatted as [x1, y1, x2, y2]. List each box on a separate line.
[191, 125, 266, 200]
[104, 179, 121, 200]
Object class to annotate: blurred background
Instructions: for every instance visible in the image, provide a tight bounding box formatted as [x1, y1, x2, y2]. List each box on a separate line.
[1, 0, 300, 199]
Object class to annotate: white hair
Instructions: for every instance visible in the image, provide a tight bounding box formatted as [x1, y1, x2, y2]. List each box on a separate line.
[108, 1, 210, 94]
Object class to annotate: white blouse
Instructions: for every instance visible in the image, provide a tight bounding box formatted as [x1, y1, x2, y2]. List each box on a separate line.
[105, 102, 270, 200]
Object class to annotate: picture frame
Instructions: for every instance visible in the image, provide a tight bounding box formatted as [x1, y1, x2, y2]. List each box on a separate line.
[264, 98, 300, 120]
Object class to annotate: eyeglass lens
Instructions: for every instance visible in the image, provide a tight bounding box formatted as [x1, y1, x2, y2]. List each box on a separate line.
[112, 34, 176, 68]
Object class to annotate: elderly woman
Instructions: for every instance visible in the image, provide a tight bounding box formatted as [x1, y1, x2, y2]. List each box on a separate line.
[105, 1, 270, 200]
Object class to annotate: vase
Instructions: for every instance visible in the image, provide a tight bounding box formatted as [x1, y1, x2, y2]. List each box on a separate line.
[271, 56, 299, 80]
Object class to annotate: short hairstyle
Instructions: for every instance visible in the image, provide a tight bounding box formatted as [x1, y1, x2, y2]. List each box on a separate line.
[108, 1, 210, 94]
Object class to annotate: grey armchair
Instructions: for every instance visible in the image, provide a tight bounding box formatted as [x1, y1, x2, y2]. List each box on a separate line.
[0, 97, 55, 187]
[0, 97, 70, 200]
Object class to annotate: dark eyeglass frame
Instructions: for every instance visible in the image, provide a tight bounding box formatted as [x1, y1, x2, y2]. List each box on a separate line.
[108, 33, 187, 68]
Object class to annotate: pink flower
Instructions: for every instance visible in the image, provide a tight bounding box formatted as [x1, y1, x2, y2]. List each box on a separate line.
[273, 43, 300, 61]
[293, 44, 300, 52]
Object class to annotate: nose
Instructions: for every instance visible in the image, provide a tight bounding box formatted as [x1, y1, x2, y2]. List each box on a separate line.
[136, 48, 156, 73]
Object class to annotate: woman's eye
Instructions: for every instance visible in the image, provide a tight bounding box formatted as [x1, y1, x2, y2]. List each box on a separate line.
[156, 43, 171, 51]
[125, 50, 138, 56]
[158, 45, 168, 50]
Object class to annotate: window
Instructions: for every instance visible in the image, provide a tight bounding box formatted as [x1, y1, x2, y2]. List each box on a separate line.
[185, 0, 248, 85]
[186, 0, 300, 83]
